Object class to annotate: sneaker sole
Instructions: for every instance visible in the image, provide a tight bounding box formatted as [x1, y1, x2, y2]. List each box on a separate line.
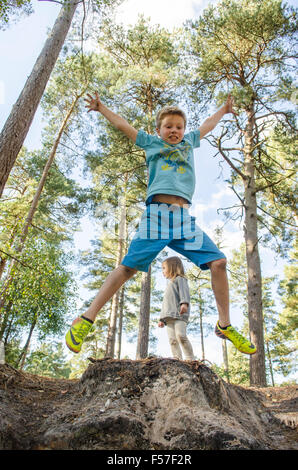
[65, 339, 80, 354]
[215, 324, 257, 355]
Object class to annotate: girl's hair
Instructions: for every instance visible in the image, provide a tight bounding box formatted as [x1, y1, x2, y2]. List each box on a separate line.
[156, 106, 187, 129]
[162, 256, 186, 279]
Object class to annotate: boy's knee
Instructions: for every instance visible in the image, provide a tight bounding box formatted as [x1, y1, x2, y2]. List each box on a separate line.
[169, 338, 179, 347]
[208, 258, 227, 271]
[120, 265, 138, 278]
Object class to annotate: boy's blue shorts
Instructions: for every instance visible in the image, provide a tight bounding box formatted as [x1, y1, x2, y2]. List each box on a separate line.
[121, 203, 226, 272]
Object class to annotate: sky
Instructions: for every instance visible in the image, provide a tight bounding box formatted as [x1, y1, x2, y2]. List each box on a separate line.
[0, 0, 295, 373]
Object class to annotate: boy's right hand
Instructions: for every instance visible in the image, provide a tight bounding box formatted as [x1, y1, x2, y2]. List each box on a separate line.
[84, 92, 101, 113]
[158, 321, 165, 328]
[84, 92, 138, 143]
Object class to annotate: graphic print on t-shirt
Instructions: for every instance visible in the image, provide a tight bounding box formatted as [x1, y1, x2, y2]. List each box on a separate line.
[160, 141, 191, 174]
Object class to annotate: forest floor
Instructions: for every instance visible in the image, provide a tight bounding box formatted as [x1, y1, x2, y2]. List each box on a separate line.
[0, 360, 297, 450]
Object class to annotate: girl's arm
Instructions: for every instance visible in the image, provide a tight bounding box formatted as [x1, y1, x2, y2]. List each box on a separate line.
[85, 92, 138, 143]
[176, 277, 191, 314]
[179, 303, 189, 315]
[199, 94, 237, 139]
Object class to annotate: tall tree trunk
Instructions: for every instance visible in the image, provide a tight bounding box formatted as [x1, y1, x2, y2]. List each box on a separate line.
[136, 111, 153, 360]
[198, 287, 205, 361]
[264, 323, 275, 387]
[222, 339, 230, 383]
[0, 94, 82, 315]
[116, 285, 125, 359]
[0, 259, 6, 280]
[243, 104, 266, 386]
[0, 0, 78, 197]
[17, 93, 82, 247]
[0, 300, 13, 340]
[136, 266, 151, 359]
[17, 315, 37, 370]
[105, 194, 127, 357]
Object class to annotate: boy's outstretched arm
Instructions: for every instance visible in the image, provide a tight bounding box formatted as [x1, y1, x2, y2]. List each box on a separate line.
[199, 94, 237, 139]
[85, 92, 138, 143]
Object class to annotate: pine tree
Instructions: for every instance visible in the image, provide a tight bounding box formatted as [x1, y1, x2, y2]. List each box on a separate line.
[0, 0, 79, 196]
[185, 0, 297, 385]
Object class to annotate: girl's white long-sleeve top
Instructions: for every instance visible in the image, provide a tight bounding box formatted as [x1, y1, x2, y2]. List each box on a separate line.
[160, 276, 190, 324]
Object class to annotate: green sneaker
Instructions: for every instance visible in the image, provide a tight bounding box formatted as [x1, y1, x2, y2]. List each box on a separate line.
[215, 321, 257, 355]
[65, 315, 93, 353]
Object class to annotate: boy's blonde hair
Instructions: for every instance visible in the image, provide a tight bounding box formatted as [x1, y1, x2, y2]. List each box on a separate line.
[162, 256, 186, 279]
[156, 106, 187, 129]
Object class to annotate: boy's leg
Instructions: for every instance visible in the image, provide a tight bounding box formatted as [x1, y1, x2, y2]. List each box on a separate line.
[83, 265, 137, 322]
[208, 258, 230, 327]
[65, 265, 137, 353]
[166, 319, 183, 360]
[208, 258, 256, 354]
[66, 203, 171, 354]
[174, 320, 195, 360]
[169, 213, 256, 355]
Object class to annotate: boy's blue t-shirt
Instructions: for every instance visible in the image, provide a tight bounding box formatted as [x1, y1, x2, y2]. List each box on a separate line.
[135, 129, 200, 204]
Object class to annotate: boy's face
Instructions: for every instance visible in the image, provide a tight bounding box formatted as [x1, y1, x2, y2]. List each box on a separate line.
[156, 114, 185, 145]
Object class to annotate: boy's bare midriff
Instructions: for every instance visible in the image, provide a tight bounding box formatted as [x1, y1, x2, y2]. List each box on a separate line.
[152, 194, 189, 207]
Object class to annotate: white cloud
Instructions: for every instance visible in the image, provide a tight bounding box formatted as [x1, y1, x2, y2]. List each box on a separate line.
[115, 0, 200, 29]
[191, 186, 235, 216]
[212, 186, 234, 203]
[221, 228, 243, 257]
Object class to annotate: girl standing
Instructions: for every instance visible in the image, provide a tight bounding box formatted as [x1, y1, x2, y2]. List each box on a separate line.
[158, 256, 195, 361]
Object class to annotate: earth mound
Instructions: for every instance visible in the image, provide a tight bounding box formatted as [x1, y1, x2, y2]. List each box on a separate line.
[0, 358, 297, 450]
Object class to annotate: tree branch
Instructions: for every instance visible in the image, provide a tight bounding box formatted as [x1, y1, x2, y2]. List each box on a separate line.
[0, 248, 37, 271]
[257, 204, 297, 228]
[216, 131, 247, 180]
[255, 170, 296, 194]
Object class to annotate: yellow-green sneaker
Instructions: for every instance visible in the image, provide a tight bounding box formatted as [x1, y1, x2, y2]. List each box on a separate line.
[65, 315, 93, 353]
[215, 321, 257, 355]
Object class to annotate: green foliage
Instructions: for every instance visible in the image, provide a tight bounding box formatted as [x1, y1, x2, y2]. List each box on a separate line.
[215, 345, 250, 385]
[269, 246, 298, 378]
[187, 0, 297, 79]
[223, 243, 297, 384]
[0, 0, 33, 29]
[97, 16, 180, 122]
[185, 0, 297, 120]
[0, 140, 80, 351]
[24, 342, 72, 379]
[256, 127, 298, 256]
[0, 237, 77, 341]
[4, 339, 23, 366]
[187, 265, 216, 356]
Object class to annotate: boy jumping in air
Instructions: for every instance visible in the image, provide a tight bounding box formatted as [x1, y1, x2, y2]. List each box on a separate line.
[65, 92, 256, 356]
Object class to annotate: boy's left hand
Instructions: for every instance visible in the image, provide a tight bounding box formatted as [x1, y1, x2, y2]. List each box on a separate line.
[225, 94, 238, 115]
[84, 92, 101, 112]
[179, 303, 188, 315]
